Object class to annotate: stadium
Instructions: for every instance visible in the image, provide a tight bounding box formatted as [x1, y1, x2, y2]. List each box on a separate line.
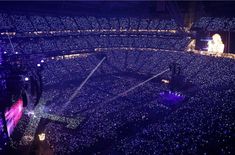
[0, 1, 234, 155]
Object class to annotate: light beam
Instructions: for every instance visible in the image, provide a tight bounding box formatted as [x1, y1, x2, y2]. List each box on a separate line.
[63, 57, 106, 108]
[105, 69, 170, 103]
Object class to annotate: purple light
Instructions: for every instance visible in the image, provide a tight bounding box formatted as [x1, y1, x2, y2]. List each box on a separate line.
[4, 98, 23, 136]
[0, 115, 4, 132]
[0, 113, 9, 146]
[40, 59, 44, 63]
[159, 91, 185, 106]
[37, 63, 41, 67]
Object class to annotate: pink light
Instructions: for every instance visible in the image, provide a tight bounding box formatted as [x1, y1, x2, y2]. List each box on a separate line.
[4, 98, 23, 136]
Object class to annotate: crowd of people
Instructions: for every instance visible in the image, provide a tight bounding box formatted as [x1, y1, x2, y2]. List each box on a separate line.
[2, 35, 190, 55]
[9, 49, 234, 154]
[1, 12, 234, 155]
[0, 12, 190, 56]
[192, 17, 235, 31]
[0, 13, 179, 32]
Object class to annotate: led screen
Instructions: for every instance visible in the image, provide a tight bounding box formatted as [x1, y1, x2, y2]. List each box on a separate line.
[4, 98, 23, 136]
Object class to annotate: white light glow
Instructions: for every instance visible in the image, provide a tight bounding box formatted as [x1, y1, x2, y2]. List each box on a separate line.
[161, 79, 170, 84]
[38, 133, 45, 141]
[24, 77, 29, 81]
[207, 34, 224, 54]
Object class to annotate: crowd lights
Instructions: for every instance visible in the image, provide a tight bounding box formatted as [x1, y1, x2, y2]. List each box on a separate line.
[26, 110, 37, 118]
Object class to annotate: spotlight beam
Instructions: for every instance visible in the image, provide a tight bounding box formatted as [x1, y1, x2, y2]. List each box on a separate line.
[6, 31, 16, 54]
[64, 57, 106, 108]
[105, 69, 170, 103]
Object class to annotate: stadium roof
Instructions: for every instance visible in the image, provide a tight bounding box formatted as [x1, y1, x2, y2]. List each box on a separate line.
[0, 1, 235, 17]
